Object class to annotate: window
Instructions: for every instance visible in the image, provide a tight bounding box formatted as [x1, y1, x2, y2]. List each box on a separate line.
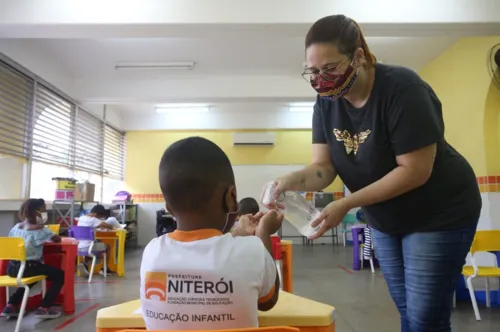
[0, 62, 33, 158]
[102, 177, 124, 203]
[0, 57, 126, 202]
[30, 161, 73, 200]
[0, 61, 33, 199]
[103, 124, 125, 179]
[33, 85, 74, 167]
[75, 108, 103, 174]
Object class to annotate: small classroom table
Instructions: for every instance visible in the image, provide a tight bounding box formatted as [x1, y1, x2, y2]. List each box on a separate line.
[94, 229, 127, 276]
[95, 291, 335, 332]
[0, 237, 78, 314]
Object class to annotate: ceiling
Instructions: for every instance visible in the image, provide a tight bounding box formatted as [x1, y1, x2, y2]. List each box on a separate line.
[26, 36, 457, 79]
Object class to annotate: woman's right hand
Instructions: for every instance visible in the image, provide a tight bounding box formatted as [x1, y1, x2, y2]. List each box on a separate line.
[261, 172, 303, 209]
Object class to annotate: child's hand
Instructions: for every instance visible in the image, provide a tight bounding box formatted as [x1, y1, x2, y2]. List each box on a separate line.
[256, 210, 284, 235]
[235, 212, 264, 236]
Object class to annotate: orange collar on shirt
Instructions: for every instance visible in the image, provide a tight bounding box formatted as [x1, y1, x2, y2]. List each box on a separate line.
[168, 229, 223, 242]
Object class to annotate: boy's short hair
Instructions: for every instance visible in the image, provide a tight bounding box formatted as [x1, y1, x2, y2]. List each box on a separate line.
[238, 197, 260, 215]
[159, 137, 235, 213]
[90, 204, 106, 216]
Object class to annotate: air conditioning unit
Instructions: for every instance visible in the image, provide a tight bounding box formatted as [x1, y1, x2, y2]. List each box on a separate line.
[233, 132, 275, 146]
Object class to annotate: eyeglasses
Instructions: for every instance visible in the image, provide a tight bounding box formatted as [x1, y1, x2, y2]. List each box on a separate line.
[301, 56, 351, 84]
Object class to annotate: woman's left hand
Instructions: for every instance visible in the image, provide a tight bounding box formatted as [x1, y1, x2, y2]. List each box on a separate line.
[308, 199, 351, 239]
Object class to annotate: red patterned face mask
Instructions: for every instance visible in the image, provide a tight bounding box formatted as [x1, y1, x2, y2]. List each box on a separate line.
[311, 65, 358, 101]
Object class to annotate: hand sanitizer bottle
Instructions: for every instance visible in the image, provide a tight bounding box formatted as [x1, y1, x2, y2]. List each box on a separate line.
[262, 182, 321, 237]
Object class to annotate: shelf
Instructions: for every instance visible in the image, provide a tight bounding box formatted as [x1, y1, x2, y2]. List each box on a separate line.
[112, 201, 138, 247]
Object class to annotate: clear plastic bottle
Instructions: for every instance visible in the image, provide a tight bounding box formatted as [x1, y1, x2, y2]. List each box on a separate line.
[262, 182, 321, 237]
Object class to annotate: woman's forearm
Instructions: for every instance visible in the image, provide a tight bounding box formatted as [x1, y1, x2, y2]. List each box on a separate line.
[342, 165, 428, 210]
[290, 163, 337, 192]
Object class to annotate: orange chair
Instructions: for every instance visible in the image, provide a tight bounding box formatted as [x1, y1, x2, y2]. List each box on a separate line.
[119, 328, 300, 332]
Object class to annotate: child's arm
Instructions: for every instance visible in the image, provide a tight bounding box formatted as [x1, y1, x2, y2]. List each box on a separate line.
[33, 228, 61, 246]
[98, 221, 115, 230]
[255, 210, 283, 311]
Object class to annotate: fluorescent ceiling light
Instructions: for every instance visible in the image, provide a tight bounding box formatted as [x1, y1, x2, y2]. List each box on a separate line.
[289, 102, 315, 108]
[156, 103, 209, 108]
[115, 62, 195, 70]
[156, 107, 210, 114]
[289, 106, 313, 113]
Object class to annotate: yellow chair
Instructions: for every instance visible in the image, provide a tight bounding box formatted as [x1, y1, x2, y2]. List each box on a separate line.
[46, 224, 60, 235]
[462, 230, 500, 321]
[0, 237, 47, 332]
[118, 327, 299, 332]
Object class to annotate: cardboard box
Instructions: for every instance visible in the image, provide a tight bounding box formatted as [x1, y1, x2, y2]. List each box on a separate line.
[74, 182, 96, 202]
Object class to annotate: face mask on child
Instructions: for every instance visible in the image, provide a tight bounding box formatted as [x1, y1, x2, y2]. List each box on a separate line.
[36, 212, 48, 224]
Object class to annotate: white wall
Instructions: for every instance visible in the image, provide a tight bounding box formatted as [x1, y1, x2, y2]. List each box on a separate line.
[121, 103, 313, 130]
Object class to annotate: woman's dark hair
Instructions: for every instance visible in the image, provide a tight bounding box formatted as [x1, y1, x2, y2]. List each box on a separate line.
[19, 198, 45, 224]
[90, 204, 106, 217]
[305, 14, 377, 67]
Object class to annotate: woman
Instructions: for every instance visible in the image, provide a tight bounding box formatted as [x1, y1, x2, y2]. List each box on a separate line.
[270, 15, 481, 332]
[1, 199, 64, 319]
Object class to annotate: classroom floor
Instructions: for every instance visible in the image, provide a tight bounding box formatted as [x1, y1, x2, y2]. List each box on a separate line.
[1, 244, 500, 332]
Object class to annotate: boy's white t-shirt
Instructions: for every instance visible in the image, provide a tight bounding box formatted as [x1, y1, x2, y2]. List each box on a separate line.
[77, 215, 103, 248]
[140, 229, 277, 330]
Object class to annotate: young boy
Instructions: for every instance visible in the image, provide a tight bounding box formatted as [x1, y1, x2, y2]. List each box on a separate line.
[140, 137, 282, 330]
[76, 205, 115, 274]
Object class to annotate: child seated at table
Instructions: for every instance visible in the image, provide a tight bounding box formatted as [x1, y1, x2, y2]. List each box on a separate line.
[140, 137, 282, 330]
[1, 199, 64, 319]
[77, 205, 116, 274]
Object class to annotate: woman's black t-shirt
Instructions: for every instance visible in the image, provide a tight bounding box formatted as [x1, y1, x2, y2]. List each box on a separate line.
[313, 63, 481, 235]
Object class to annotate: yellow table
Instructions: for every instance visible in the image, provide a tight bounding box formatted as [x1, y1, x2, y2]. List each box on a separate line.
[96, 291, 335, 332]
[95, 229, 127, 277]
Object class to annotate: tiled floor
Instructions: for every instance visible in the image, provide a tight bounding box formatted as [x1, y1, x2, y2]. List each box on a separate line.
[1, 244, 500, 331]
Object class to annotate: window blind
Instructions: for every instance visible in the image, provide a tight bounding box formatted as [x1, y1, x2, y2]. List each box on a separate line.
[33, 85, 75, 166]
[103, 124, 125, 179]
[0, 62, 33, 158]
[74, 108, 103, 174]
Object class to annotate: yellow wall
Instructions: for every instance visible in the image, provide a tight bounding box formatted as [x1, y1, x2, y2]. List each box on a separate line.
[125, 130, 344, 194]
[419, 37, 500, 177]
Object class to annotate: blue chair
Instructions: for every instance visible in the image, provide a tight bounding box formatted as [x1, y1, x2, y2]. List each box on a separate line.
[69, 226, 107, 283]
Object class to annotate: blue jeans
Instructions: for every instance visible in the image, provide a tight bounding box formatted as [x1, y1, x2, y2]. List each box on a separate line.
[372, 222, 477, 332]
